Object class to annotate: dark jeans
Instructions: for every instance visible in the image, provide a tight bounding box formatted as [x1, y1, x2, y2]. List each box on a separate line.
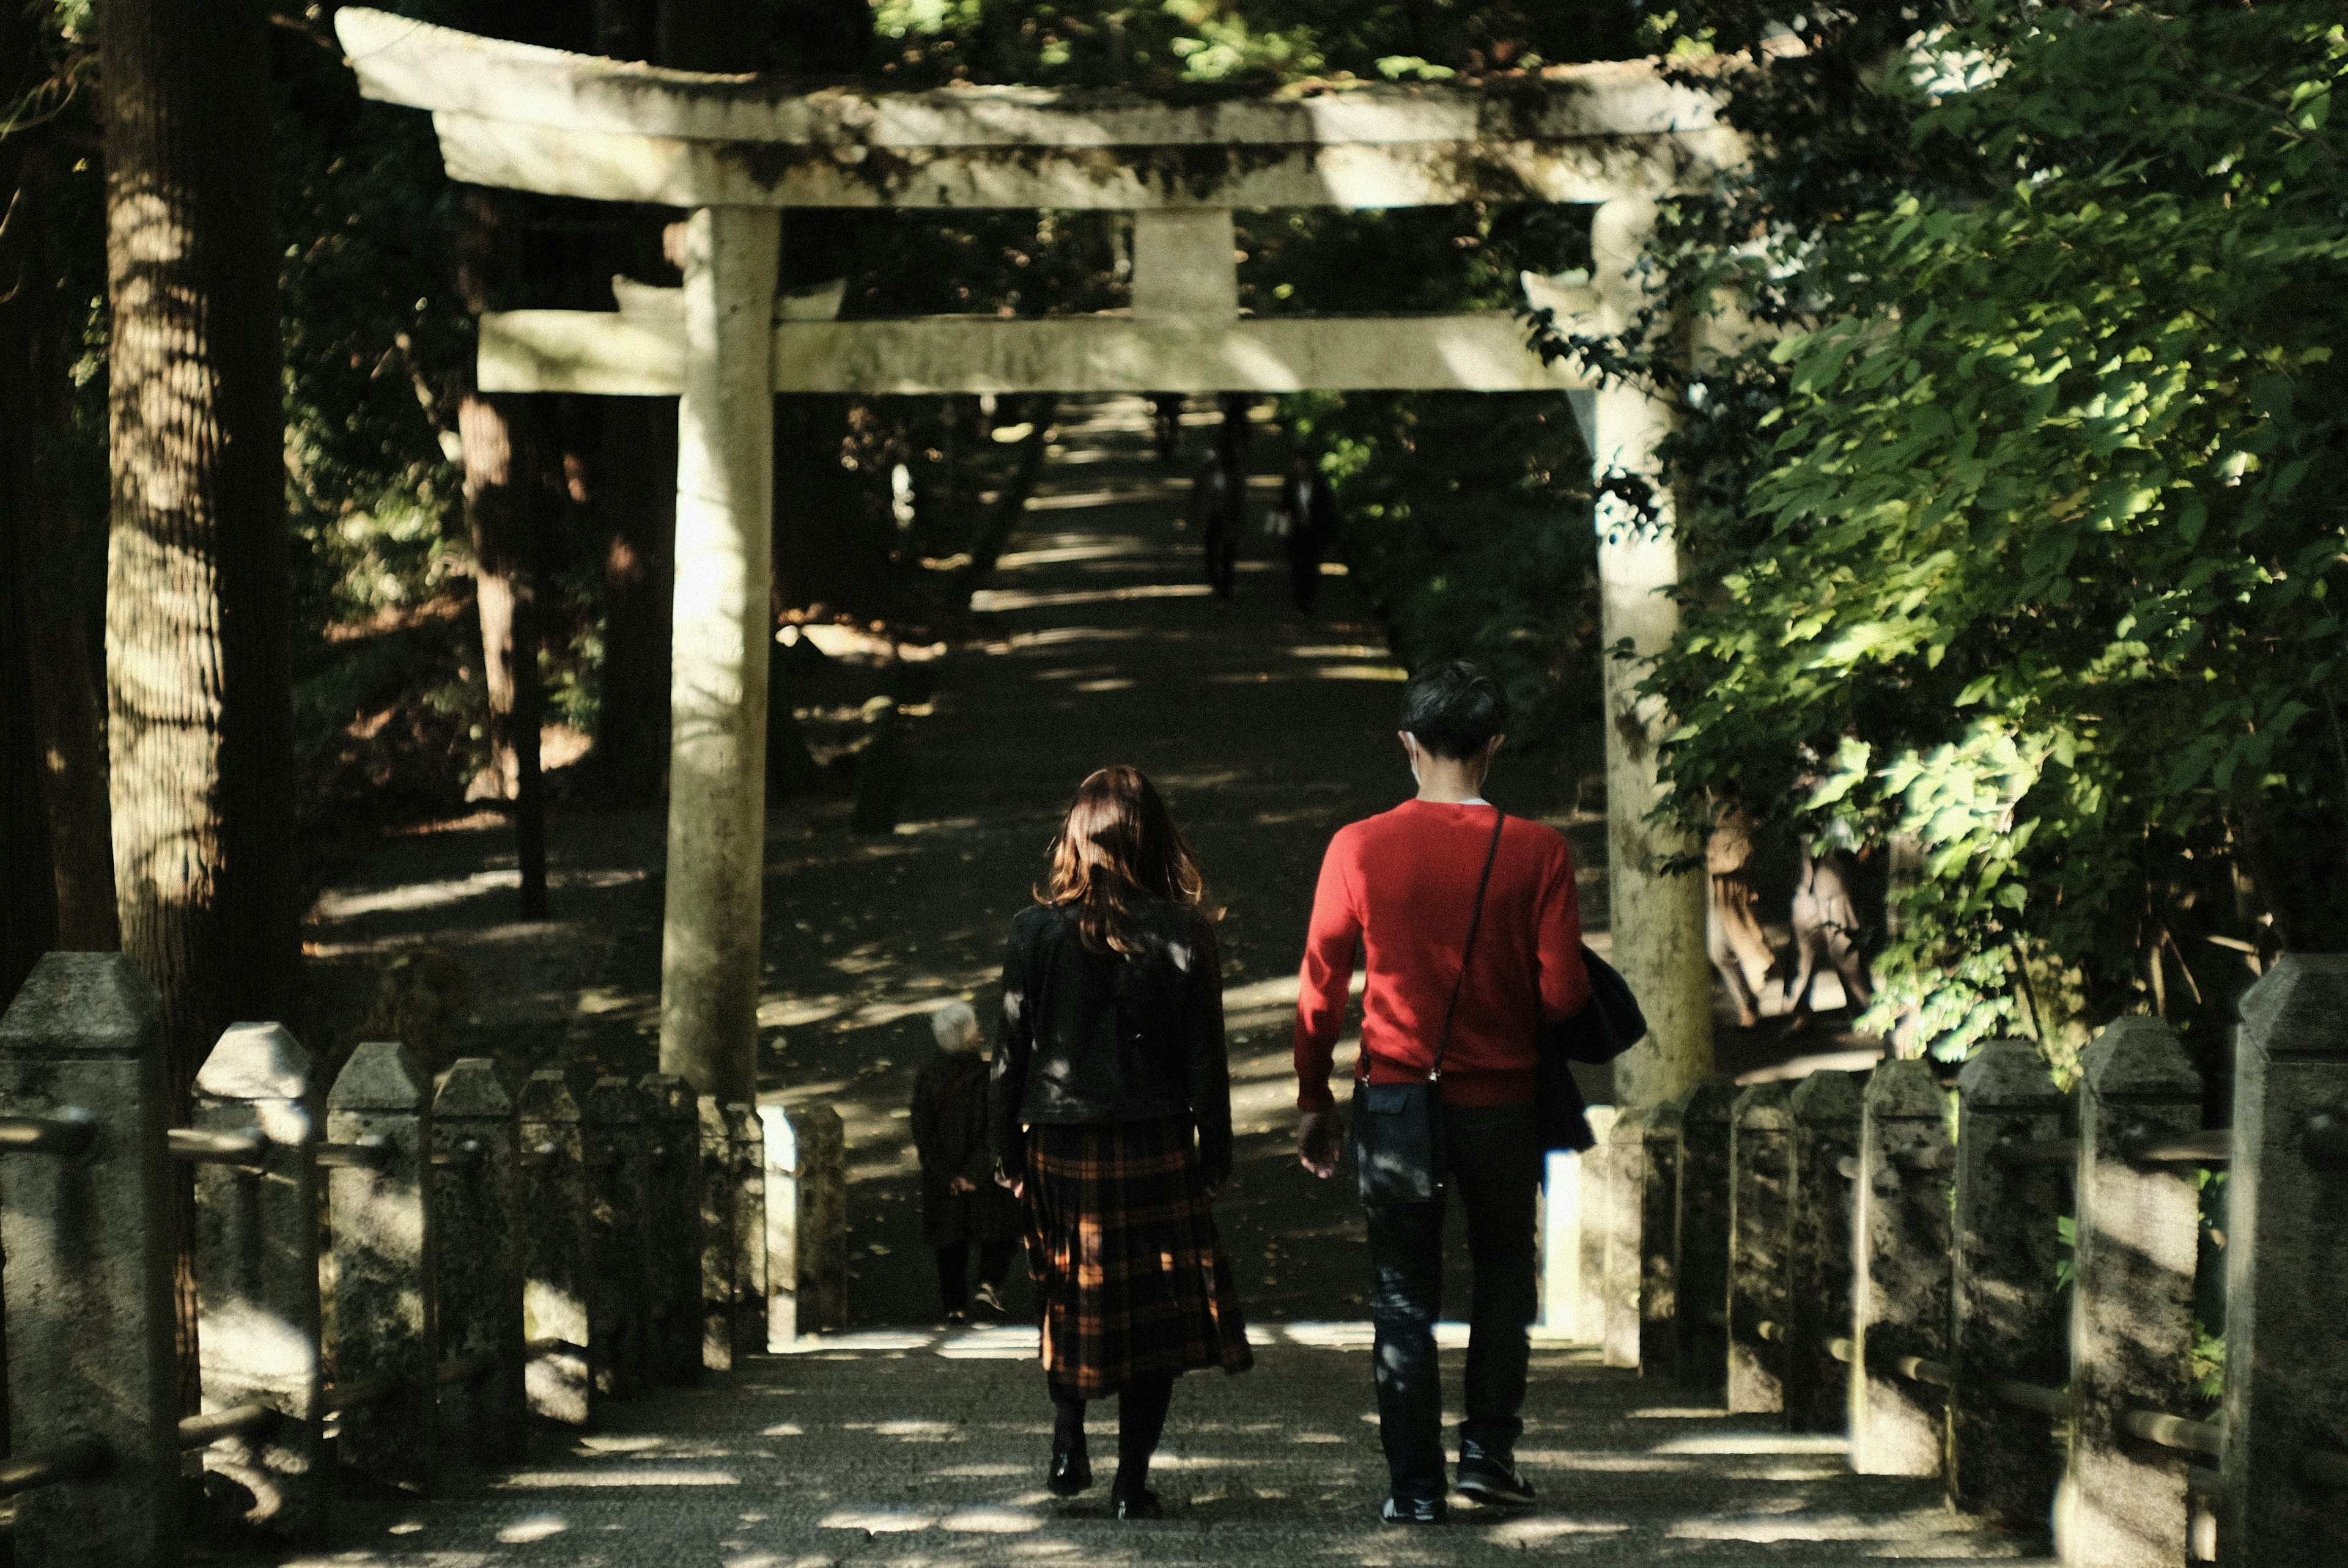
[1364, 1100, 1541, 1501]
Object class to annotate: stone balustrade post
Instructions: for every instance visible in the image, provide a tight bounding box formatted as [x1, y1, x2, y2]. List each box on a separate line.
[0, 954, 179, 1567]
[1949, 1040, 2066, 1531]
[1785, 1069, 1863, 1432]
[760, 1102, 847, 1344]
[1727, 1081, 1792, 1414]
[1638, 1097, 1682, 1377]
[327, 1039, 438, 1492]
[585, 1076, 652, 1396]
[700, 1095, 739, 1371]
[1673, 1077, 1735, 1392]
[192, 1023, 322, 1533]
[1850, 1058, 1952, 1476]
[726, 1102, 767, 1358]
[641, 1073, 702, 1383]
[1537, 1149, 1579, 1338]
[2062, 1018, 2199, 1566]
[517, 1069, 593, 1425]
[432, 1058, 523, 1462]
[1572, 1105, 1616, 1347]
[759, 1105, 797, 1346]
[2221, 955, 2348, 1567]
[1601, 1107, 1645, 1369]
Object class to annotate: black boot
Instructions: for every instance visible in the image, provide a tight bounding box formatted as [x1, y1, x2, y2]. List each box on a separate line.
[1110, 1374, 1173, 1519]
[1048, 1382, 1092, 1496]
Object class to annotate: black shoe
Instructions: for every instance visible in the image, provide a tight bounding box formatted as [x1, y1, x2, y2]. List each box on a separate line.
[1381, 1493, 1447, 1525]
[1047, 1440, 1092, 1497]
[1112, 1487, 1162, 1520]
[1456, 1446, 1535, 1507]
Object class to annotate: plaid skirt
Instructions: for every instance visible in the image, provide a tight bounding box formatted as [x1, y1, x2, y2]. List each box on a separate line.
[1025, 1116, 1254, 1397]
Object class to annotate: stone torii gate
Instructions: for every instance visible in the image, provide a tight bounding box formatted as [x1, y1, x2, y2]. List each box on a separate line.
[335, 7, 1737, 1111]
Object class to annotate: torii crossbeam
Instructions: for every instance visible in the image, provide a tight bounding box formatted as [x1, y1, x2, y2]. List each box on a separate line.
[336, 7, 1735, 1119]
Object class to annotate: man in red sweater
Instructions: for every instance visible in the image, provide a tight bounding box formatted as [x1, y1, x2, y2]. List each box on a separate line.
[1294, 660, 1590, 1523]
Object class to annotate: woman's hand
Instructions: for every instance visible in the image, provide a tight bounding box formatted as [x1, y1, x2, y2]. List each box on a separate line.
[994, 1165, 1024, 1200]
[1297, 1108, 1342, 1179]
[948, 1175, 978, 1194]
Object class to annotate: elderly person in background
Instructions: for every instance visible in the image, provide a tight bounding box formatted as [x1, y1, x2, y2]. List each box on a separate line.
[911, 1001, 1023, 1323]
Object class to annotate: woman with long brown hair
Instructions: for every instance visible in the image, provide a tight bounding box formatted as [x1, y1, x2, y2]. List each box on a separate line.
[991, 765, 1252, 1519]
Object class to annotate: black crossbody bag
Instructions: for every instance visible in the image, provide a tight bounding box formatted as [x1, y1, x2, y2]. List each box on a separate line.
[1349, 810, 1505, 1205]
[1349, 808, 1651, 1190]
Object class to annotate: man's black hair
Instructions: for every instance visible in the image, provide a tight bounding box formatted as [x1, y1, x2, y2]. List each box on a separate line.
[1398, 659, 1508, 759]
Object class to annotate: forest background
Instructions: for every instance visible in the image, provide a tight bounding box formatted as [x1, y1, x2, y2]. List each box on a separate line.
[2, 0, 2343, 1098]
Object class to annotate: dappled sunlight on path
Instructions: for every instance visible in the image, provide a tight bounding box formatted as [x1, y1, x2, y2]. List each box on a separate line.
[754, 395, 1430, 1328]
[256, 1338, 2049, 1566]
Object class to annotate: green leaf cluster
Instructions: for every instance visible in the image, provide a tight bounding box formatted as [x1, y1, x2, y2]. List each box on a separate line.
[1618, 1, 2348, 1064]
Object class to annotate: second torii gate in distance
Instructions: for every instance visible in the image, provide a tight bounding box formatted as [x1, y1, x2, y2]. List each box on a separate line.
[337, 7, 1736, 1113]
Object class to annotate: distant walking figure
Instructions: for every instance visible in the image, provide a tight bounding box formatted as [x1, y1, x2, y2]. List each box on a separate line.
[910, 1002, 1022, 1322]
[1193, 432, 1243, 598]
[1294, 661, 1591, 1523]
[1274, 454, 1338, 614]
[1706, 803, 1776, 1029]
[992, 766, 1253, 1520]
[1147, 391, 1183, 463]
[1785, 845, 1875, 1023]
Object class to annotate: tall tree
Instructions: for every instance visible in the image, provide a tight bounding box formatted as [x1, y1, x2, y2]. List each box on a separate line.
[102, 0, 298, 1094]
[451, 183, 552, 917]
[2, 0, 116, 987]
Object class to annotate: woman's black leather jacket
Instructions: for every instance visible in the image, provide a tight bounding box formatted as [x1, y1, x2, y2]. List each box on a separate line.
[989, 899, 1232, 1184]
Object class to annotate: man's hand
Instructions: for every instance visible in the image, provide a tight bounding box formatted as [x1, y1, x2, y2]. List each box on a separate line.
[948, 1176, 977, 1194]
[1297, 1108, 1342, 1179]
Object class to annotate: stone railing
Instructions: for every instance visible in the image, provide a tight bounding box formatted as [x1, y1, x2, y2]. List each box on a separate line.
[0, 952, 849, 1567]
[1556, 953, 2348, 1568]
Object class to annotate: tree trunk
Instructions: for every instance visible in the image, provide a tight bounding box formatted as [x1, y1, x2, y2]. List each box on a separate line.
[457, 387, 551, 917]
[1, 10, 116, 982]
[453, 185, 550, 918]
[102, 0, 298, 1100]
[595, 396, 678, 803]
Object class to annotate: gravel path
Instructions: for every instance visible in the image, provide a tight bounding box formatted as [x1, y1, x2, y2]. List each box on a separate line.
[249, 1330, 2048, 1566]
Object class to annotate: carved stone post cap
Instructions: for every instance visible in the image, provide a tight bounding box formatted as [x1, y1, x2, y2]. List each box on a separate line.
[1608, 1105, 1648, 1142]
[585, 1075, 646, 1123]
[329, 1039, 428, 1110]
[1956, 1039, 2061, 1109]
[518, 1068, 582, 1123]
[433, 1058, 513, 1119]
[1789, 1067, 1865, 1124]
[697, 1094, 730, 1136]
[196, 1022, 312, 1100]
[0, 951, 164, 1058]
[1864, 1057, 1945, 1120]
[790, 1103, 844, 1135]
[2081, 1016, 2199, 1102]
[1680, 1075, 1739, 1125]
[1644, 1097, 1685, 1138]
[758, 1103, 796, 1168]
[1732, 1080, 1792, 1129]
[1584, 1103, 1619, 1142]
[639, 1073, 695, 1120]
[2240, 953, 2348, 1058]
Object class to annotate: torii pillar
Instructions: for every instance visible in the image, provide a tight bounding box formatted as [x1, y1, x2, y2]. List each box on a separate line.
[662, 207, 779, 1104]
[1590, 197, 1711, 1107]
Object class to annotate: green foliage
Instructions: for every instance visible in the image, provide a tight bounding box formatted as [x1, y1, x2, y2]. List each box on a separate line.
[1554, 1, 2348, 1061]
[1288, 389, 1593, 751]
[869, 1, 1637, 90]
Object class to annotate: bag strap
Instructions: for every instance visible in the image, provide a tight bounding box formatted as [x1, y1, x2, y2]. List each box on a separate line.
[1360, 806, 1506, 1085]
